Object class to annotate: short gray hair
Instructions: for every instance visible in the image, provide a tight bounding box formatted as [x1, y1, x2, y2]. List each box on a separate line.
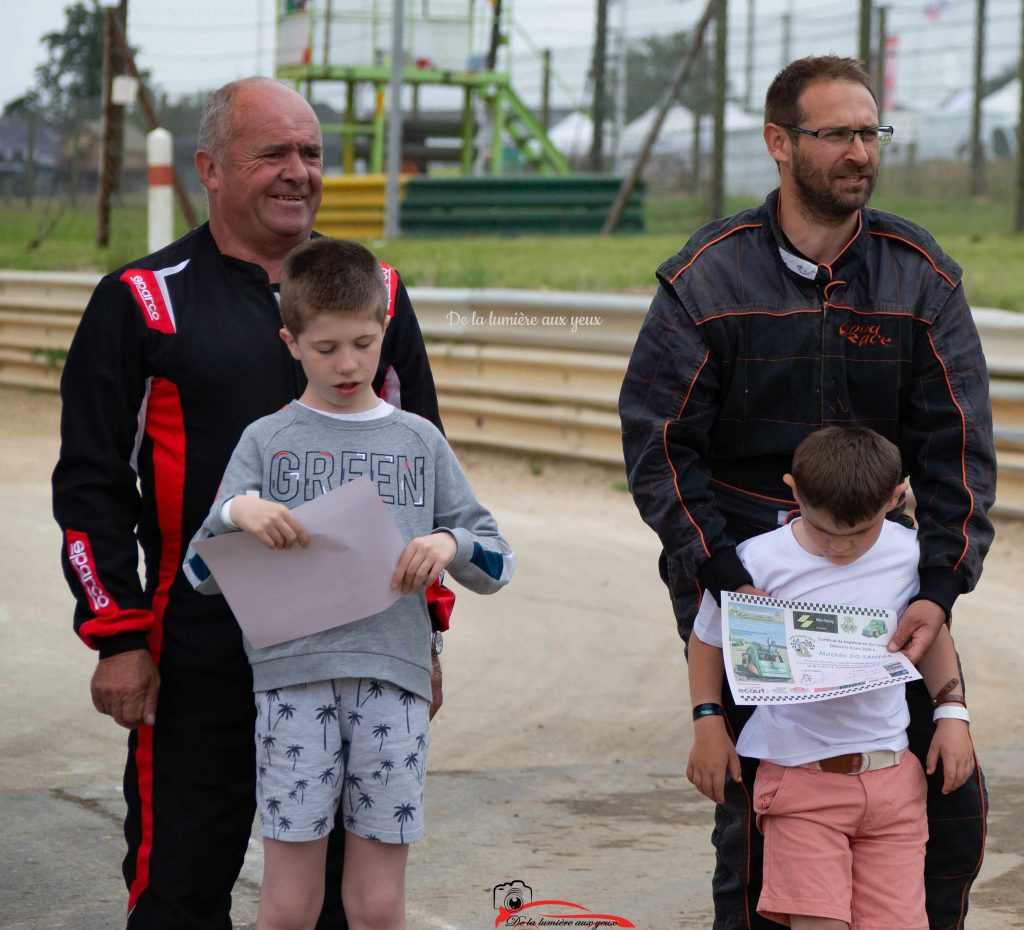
[197, 77, 290, 163]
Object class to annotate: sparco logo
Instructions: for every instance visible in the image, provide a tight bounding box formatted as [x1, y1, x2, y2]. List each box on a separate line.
[68, 538, 111, 611]
[130, 274, 162, 322]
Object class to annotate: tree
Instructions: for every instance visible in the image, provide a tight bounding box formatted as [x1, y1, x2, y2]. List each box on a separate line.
[33, 1, 106, 125]
[625, 31, 715, 123]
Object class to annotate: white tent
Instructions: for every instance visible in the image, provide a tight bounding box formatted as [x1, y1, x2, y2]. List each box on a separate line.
[546, 111, 613, 160]
[621, 104, 698, 158]
[910, 80, 1021, 159]
[621, 102, 763, 158]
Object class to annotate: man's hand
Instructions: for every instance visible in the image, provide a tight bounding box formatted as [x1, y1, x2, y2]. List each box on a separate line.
[889, 599, 946, 664]
[735, 584, 771, 598]
[229, 496, 310, 550]
[927, 719, 975, 794]
[91, 650, 160, 729]
[686, 717, 742, 804]
[392, 532, 457, 595]
[429, 652, 443, 720]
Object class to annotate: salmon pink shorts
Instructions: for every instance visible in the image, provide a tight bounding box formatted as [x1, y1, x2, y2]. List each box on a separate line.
[752, 752, 928, 929]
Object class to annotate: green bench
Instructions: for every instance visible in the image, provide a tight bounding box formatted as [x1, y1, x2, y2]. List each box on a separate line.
[400, 176, 644, 236]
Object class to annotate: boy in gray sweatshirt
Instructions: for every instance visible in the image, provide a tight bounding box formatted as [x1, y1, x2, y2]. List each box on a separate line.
[183, 238, 514, 930]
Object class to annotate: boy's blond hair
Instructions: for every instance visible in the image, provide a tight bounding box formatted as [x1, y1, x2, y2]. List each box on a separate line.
[280, 238, 388, 334]
[790, 428, 903, 526]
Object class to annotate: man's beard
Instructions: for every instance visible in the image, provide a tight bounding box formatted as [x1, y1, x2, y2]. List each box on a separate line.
[791, 147, 877, 226]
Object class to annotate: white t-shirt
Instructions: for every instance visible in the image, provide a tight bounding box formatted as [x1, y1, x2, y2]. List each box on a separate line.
[693, 519, 920, 765]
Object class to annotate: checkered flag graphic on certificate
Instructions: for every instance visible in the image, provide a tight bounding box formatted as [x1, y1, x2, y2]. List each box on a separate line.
[729, 591, 886, 620]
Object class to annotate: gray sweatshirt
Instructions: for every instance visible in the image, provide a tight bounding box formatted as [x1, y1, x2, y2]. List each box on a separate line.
[183, 402, 514, 699]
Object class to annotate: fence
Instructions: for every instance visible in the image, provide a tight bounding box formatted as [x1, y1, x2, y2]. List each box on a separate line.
[1, 271, 1021, 515]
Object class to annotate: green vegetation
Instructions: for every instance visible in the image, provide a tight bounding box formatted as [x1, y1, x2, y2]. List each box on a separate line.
[0, 191, 1021, 311]
[0, 201, 196, 273]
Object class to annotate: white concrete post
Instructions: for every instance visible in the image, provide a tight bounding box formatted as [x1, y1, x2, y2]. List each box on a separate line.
[147, 128, 174, 253]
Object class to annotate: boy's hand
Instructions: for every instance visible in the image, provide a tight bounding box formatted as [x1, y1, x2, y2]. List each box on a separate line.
[686, 717, 742, 804]
[926, 719, 975, 794]
[393, 532, 457, 595]
[229, 496, 310, 550]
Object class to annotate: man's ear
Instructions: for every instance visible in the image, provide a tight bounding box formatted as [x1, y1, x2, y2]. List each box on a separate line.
[195, 149, 219, 191]
[763, 123, 790, 167]
[782, 473, 801, 506]
[280, 326, 301, 360]
[887, 480, 910, 512]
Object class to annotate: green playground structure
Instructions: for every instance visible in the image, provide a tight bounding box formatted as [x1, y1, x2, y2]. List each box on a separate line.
[275, 0, 569, 177]
[274, 1, 643, 235]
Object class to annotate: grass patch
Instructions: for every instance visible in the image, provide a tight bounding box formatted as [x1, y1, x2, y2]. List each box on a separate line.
[0, 191, 1020, 310]
[32, 348, 68, 369]
[0, 199, 198, 273]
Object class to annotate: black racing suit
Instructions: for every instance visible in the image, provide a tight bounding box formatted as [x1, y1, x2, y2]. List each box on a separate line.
[620, 190, 995, 930]
[52, 223, 443, 929]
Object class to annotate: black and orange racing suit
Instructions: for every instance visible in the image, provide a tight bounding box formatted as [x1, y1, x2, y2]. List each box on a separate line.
[620, 189, 995, 930]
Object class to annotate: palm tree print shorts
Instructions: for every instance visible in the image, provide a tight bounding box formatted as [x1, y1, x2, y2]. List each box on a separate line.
[254, 677, 429, 844]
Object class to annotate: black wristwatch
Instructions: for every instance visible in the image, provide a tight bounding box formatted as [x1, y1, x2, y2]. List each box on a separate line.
[431, 630, 444, 656]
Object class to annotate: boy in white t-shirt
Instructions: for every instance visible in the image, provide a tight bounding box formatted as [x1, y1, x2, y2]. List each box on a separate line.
[686, 428, 975, 930]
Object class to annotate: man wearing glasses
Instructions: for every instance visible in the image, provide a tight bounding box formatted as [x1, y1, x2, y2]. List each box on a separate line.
[620, 55, 993, 929]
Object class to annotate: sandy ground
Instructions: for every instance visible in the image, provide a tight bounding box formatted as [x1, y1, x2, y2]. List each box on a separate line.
[2, 385, 1022, 929]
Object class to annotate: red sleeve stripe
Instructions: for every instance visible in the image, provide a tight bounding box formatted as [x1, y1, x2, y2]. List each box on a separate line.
[663, 350, 712, 559]
[66, 530, 154, 648]
[379, 262, 399, 319]
[141, 377, 188, 663]
[925, 329, 974, 571]
[65, 530, 118, 613]
[77, 609, 153, 648]
[120, 269, 177, 334]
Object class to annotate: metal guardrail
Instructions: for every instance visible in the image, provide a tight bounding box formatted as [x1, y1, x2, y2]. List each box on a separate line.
[1, 271, 1022, 515]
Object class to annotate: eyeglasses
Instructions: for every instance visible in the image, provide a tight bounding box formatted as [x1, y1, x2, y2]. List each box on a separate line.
[783, 125, 894, 147]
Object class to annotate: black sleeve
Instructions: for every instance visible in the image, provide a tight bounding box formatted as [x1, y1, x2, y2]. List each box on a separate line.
[619, 284, 751, 638]
[51, 275, 153, 656]
[376, 265, 452, 630]
[903, 285, 996, 614]
[377, 271, 444, 433]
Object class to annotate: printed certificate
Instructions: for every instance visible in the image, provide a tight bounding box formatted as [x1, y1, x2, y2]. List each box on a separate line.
[721, 591, 921, 705]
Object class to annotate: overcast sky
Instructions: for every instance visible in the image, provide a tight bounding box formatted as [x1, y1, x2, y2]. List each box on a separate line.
[3, 1, 1020, 117]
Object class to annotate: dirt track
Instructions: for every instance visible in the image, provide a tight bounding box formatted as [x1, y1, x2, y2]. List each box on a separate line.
[2, 386, 1022, 929]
